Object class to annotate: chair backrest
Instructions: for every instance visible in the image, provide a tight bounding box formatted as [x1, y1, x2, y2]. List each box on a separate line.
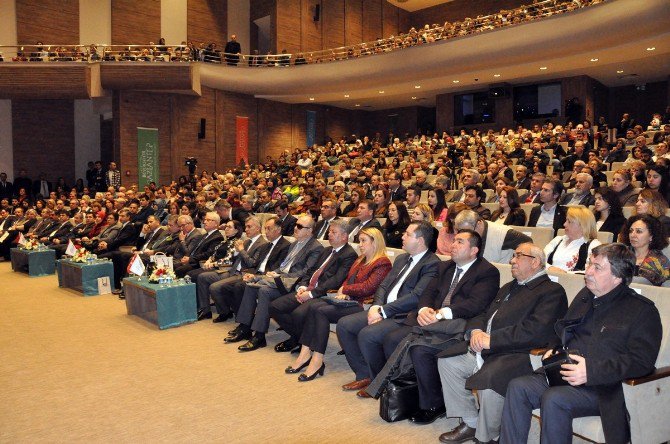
[611, 161, 627, 172]
[420, 190, 429, 203]
[556, 229, 613, 244]
[493, 263, 513, 286]
[622, 206, 634, 219]
[510, 225, 555, 249]
[481, 202, 499, 214]
[629, 283, 670, 367]
[385, 247, 404, 264]
[553, 272, 586, 305]
[519, 203, 539, 223]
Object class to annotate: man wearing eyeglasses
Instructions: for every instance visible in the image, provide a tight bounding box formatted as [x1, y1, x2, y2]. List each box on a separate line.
[434, 243, 567, 444]
[313, 199, 339, 240]
[225, 215, 323, 351]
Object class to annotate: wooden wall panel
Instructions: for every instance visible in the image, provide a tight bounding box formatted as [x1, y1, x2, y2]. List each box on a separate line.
[217, 90, 259, 170]
[100, 64, 194, 91]
[0, 65, 91, 99]
[276, 0, 302, 54]
[172, 86, 217, 177]
[324, 106, 353, 142]
[300, 0, 322, 53]
[410, 0, 525, 29]
[117, 91, 172, 186]
[398, 9, 410, 35]
[322, 0, 345, 50]
[362, 0, 382, 42]
[250, 0, 276, 52]
[13, 100, 75, 184]
[382, 1, 398, 39]
[16, 0, 79, 45]
[187, 0, 228, 48]
[111, 0, 161, 46]
[344, 0, 362, 46]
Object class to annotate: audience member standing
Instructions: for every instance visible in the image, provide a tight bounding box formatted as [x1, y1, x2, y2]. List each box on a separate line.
[224, 35, 241, 65]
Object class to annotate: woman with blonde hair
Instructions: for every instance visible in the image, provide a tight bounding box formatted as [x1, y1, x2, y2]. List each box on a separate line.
[544, 206, 601, 273]
[286, 227, 392, 381]
[410, 203, 438, 253]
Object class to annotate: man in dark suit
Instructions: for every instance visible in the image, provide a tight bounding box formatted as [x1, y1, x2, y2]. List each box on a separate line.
[39, 210, 73, 245]
[269, 219, 358, 351]
[215, 199, 249, 226]
[32, 173, 52, 199]
[388, 172, 407, 202]
[527, 179, 567, 236]
[347, 199, 381, 243]
[192, 216, 266, 320]
[224, 34, 241, 65]
[97, 209, 139, 258]
[313, 198, 339, 240]
[225, 215, 323, 351]
[559, 172, 595, 207]
[434, 243, 567, 444]
[500, 243, 662, 444]
[407, 230, 501, 425]
[274, 201, 297, 236]
[0, 173, 13, 200]
[513, 165, 531, 190]
[464, 185, 492, 221]
[173, 211, 223, 278]
[337, 221, 440, 396]
[522, 172, 545, 204]
[208, 216, 290, 322]
[12, 169, 31, 199]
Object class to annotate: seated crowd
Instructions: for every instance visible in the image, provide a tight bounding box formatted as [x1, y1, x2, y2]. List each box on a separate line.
[0, 109, 668, 443]
[1, 0, 604, 66]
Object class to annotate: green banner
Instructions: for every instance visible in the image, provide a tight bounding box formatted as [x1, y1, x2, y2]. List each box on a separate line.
[137, 127, 159, 189]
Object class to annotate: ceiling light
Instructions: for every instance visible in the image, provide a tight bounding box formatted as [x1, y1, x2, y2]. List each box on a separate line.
[414, 85, 421, 89]
[378, 90, 385, 94]
[590, 58, 599, 62]
[452, 80, 460, 83]
[344, 94, 349, 98]
[411, 96, 417, 100]
[309, 97, 315, 101]
[647, 47, 656, 51]
[493, 74, 501, 77]
[354, 104, 360, 107]
[539, 66, 548, 70]
[617, 70, 624, 74]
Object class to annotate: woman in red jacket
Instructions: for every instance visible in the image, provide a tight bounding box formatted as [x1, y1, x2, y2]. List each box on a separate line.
[285, 227, 392, 381]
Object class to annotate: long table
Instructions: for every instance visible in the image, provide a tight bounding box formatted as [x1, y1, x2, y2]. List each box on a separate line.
[10, 247, 56, 277]
[57, 259, 115, 296]
[122, 277, 196, 329]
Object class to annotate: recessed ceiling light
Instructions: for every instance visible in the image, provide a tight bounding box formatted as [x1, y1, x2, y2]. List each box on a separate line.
[452, 80, 460, 83]
[309, 97, 315, 101]
[647, 47, 656, 51]
[378, 90, 385, 94]
[414, 85, 421, 89]
[493, 74, 501, 77]
[354, 104, 360, 107]
[540, 66, 548, 70]
[411, 96, 417, 100]
[617, 69, 624, 74]
[590, 58, 599, 62]
[344, 94, 350, 98]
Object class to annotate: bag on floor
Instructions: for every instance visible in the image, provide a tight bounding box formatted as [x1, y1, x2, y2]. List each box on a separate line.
[379, 379, 419, 422]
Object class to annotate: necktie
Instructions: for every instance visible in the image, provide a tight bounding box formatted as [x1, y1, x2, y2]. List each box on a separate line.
[235, 238, 254, 271]
[41, 181, 48, 197]
[191, 231, 211, 254]
[307, 250, 335, 290]
[257, 240, 277, 273]
[386, 257, 414, 303]
[317, 220, 330, 239]
[441, 267, 463, 307]
[141, 230, 157, 251]
[279, 240, 305, 273]
[349, 223, 364, 242]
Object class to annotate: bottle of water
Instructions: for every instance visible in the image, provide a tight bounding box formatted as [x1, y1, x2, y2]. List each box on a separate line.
[87, 255, 93, 265]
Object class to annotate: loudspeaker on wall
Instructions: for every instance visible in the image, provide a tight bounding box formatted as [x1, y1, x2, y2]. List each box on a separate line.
[198, 118, 206, 139]
[314, 4, 320, 21]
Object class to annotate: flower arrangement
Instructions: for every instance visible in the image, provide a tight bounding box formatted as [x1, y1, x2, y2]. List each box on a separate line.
[71, 246, 92, 263]
[149, 266, 176, 283]
[20, 239, 41, 250]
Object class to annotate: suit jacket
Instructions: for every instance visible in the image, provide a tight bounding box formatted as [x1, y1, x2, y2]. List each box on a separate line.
[440, 274, 568, 396]
[173, 228, 204, 259]
[104, 222, 138, 251]
[373, 251, 441, 319]
[279, 214, 298, 236]
[32, 180, 52, 197]
[298, 243, 358, 298]
[527, 204, 567, 236]
[277, 236, 324, 279]
[135, 227, 169, 252]
[253, 236, 291, 273]
[314, 216, 339, 240]
[559, 192, 596, 207]
[44, 221, 73, 241]
[555, 285, 661, 444]
[27, 218, 55, 238]
[0, 181, 13, 200]
[406, 258, 500, 326]
[513, 177, 531, 190]
[347, 218, 382, 243]
[187, 230, 224, 265]
[389, 185, 407, 202]
[97, 223, 122, 243]
[231, 235, 267, 271]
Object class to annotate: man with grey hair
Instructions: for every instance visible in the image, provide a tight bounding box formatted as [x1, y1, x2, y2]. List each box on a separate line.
[559, 172, 595, 206]
[454, 210, 531, 264]
[500, 243, 661, 444]
[174, 212, 223, 278]
[269, 219, 358, 352]
[450, 169, 481, 202]
[435, 242, 568, 444]
[414, 170, 433, 191]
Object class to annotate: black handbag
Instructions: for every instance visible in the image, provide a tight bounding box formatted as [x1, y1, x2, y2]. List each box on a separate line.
[379, 379, 420, 422]
[541, 347, 582, 386]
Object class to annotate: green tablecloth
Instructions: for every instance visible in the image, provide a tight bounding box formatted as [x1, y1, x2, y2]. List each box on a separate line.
[57, 259, 115, 296]
[122, 277, 196, 329]
[10, 248, 56, 277]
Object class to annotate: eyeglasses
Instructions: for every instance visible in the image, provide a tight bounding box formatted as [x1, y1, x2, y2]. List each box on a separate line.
[511, 252, 536, 260]
[295, 223, 312, 230]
